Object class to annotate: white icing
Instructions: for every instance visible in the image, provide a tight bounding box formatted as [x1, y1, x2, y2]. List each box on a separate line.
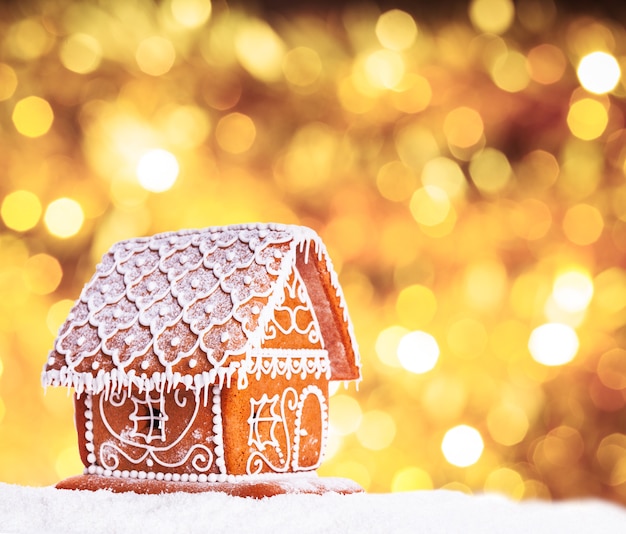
[42, 223, 360, 395]
[244, 349, 330, 381]
[262, 267, 324, 348]
[246, 388, 298, 474]
[212, 386, 226, 474]
[292, 385, 328, 471]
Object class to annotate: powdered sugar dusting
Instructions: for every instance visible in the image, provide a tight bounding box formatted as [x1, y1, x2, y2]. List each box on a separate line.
[1, 482, 626, 534]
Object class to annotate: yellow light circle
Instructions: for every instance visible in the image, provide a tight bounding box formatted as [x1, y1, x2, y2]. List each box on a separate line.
[169, 0, 212, 28]
[469, 0, 515, 35]
[235, 19, 285, 83]
[376, 160, 416, 202]
[356, 410, 396, 450]
[162, 105, 211, 149]
[421, 157, 466, 199]
[364, 49, 405, 90]
[136, 36, 176, 76]
[526, 44, 566, 85]
[567, 98, 608, 140]
[44, 198, 85, 238]
[136, 149, 180, 193]
[469, 148, 512, 194]
[443, 106, 484, 149]
[8, 18, 51, 60]
[487, 403, 529, 446]
[1, 190, 42, 232]
[562, 203, 604, 246]
[491, 50, 530, 93]
[282, 46, 322, 87]
[12, 96, 54, 138]
[528, 323, 579, 366]
[375, 9, 418, 51]
[541, 426, 584, 467]
[442, 425, 484, 467]
[397, 330, 440, 374]
[577, 51, 621, 94]
[552, 270, 594, 313]
[22, 253, 63, 295]
[409, 186, 451, 227]
[0, 63, 18, 101]
[328, 394, 362, 435]
[391, 466, 433, 492]
[59, 33, 102, 74]
[215, 112, 256, 154]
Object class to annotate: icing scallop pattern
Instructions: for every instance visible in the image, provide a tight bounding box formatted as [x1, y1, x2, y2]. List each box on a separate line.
[42, 223, 360, 395]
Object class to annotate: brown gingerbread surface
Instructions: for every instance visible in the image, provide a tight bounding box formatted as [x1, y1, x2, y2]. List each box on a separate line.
[56, 474, 364, 498]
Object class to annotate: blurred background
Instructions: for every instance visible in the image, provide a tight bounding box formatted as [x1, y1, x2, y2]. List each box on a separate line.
[2, 0, 626, 504]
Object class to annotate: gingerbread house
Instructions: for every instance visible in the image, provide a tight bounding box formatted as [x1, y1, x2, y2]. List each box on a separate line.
[42, 223, 361, 489]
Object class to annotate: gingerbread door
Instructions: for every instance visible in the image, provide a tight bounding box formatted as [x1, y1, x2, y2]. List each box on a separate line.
[292, 385, 328, 470]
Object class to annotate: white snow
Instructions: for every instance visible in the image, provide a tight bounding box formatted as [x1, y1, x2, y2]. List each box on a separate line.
[1, 482, 625, 533]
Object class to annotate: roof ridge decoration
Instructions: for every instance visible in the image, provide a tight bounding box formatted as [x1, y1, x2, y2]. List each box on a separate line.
[42, 223, 361, 398]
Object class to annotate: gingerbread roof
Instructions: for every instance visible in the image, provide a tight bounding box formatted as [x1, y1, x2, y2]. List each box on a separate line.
[42, 223, 360, 396]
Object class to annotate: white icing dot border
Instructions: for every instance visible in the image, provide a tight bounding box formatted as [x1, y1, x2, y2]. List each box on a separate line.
[82, 465, 320, 484]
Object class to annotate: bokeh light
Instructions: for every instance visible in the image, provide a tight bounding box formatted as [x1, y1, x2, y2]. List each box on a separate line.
[136, 149, 180, 193]
[375, 10, 418, 51]
[442, 425, 484, 467]
[3, 0, 626, 506]
[577, 52, 621, 94]
[469, 0, 515, 35]
[528, 323, 580, 366]
[216, 112, 256, 154]
[169, 0, 212, 28]
[552, 270, 594, 313]
[1, 190, 42, 232]
[59, 33, 102, 74]
[562, 204, 604, 245]
[12, 96, 53, 137]
[397, 330, 440, 374]
[235, 19, 285, 82]
[0, 63, 18, 100]
[44, 198, 85, 239]
[443, 107, 484, 150]
[136, 36, 176, 76]
[567, 98, 609, 140]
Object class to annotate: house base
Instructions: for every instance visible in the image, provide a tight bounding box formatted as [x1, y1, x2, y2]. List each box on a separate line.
[55, 474, 364, 498]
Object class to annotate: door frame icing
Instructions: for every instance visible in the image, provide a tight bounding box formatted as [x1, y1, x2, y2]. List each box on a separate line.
[292, 384, 328, 471]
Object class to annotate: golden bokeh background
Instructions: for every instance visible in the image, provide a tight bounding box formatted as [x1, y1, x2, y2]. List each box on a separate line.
[2, 0, 626, 504]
